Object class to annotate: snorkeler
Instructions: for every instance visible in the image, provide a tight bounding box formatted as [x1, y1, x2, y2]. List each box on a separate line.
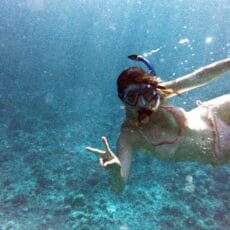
[86, 55, 230, 192]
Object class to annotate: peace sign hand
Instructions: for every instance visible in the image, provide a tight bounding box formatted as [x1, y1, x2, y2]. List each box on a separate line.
[86, 136, 121, 167]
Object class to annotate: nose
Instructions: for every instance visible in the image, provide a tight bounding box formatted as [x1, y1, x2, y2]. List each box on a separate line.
[137, 95, 146, 106]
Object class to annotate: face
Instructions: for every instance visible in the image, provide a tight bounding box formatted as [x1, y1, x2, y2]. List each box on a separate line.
[123, 84, 160, 111]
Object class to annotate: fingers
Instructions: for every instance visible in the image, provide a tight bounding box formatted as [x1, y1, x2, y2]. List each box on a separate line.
[103, 158, 121, 167]
[86, 146, 105, 155]
[99, 157, 121, 167]
[101, 136, 112, 153]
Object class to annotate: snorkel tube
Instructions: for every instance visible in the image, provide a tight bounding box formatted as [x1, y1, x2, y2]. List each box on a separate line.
[128, 54, 160, 112]
[128, 54, 157, 76]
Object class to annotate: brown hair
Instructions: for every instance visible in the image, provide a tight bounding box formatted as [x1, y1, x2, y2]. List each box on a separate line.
[117, 67, 176, 100]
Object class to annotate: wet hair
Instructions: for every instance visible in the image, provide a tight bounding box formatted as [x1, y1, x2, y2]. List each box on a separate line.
[117, 67, 176, 100]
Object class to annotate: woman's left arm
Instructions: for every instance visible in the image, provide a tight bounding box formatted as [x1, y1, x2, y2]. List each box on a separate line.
[162, 58, 230, 98]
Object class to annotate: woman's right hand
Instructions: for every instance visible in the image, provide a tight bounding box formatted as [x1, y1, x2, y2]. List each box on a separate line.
[86, 136, 121, 167]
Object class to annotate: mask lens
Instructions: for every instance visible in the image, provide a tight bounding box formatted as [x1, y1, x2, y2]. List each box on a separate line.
[125, 91, 139, 106]
[123, 84, 158, 106]
[143, 88, 155, 102]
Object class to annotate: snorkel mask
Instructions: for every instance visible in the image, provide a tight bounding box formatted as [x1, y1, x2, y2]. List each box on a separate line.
[126, 54, 160, 112]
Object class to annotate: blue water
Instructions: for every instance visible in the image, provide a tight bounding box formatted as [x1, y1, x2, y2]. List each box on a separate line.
[0, 0, 229, 229]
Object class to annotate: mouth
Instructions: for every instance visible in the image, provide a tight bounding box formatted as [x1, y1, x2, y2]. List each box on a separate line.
[138, 108, 152, 124]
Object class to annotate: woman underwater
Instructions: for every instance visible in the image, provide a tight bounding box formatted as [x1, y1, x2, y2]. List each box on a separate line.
[86, 55, 230, 192]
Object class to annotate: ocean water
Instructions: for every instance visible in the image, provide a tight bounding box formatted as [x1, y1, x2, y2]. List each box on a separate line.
[0, 0, 229, 229]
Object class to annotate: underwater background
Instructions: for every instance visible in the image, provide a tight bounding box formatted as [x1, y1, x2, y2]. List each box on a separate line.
[0, 0, 229, 229]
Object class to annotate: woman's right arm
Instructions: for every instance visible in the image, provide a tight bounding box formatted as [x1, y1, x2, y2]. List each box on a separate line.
[86, 133, 133, 192]
[109, 133, 133, 192]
